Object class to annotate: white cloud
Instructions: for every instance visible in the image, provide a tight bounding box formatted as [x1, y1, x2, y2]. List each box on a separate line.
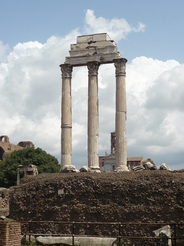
[0, 10, 183, 170]
[146, 64, 184, 111]
[126, 58, 184, 169]
[0, 30, 81, 161]
[84, 9, 145, 42]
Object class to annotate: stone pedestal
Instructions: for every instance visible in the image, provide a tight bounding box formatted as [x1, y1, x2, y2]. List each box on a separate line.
[114, 59, 128, 172]
[87, 62, 100, 171]
[60, 65, 73, 169]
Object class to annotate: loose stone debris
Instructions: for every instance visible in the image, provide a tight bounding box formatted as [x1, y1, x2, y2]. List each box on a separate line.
[153, 225, 172, 246]
[160, 163, 172, 171]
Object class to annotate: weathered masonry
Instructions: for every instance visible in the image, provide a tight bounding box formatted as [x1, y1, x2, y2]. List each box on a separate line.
[60, 33, 128, 172]
[0, 135, 34, 161]
[0, 217, 21, 246]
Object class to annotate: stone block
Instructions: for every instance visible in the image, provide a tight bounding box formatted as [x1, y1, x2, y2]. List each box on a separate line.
[80, 166, 89, 172]
[60, 165, 78, 173]
[160, 163, 172, 171]
[77, 33, 111, 44]
[153, 225, 172, 246]
[65, 53, 122, 66]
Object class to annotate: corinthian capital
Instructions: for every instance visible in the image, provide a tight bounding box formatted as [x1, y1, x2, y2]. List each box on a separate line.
[87, 62, 100, 76]
[114, 58, 127, 76]
[60, 64, 73, 78]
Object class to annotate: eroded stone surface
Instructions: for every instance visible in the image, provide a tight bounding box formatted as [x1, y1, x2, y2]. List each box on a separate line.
[0, 135, 34, 161]
[160, 163, 172, 171]
[0, 188, 9, 217]
[145, 161, 157, 170]
[65, 33, 122, 66]
[153, 225, 172, 246]
[9, 171, 184, 242]
[60, 165, 78, 173]
[133, 166, 145, 172]
[36, 236, 116, 246]
[79, 166, 89, 172]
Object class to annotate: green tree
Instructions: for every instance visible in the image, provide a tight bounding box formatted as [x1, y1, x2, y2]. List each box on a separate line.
[0, 147, 60, 188]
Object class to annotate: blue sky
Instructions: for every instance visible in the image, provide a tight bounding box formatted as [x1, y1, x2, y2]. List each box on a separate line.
[0, 0, 184, 170]
[1, 1, 184, 62]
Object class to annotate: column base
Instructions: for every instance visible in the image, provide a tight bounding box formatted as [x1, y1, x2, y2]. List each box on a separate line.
[60, 165, 79, 173]
[89, 167, 101, 173]
[114, 166, 129, 172]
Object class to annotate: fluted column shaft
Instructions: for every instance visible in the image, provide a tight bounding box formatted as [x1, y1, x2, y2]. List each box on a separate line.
[87, 62, 100, 169]
[60, 64, 73, 168]
[114, 59, 128, 171]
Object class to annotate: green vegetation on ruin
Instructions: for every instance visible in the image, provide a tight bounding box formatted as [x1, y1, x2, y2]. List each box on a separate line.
[0, 147, 60, 188]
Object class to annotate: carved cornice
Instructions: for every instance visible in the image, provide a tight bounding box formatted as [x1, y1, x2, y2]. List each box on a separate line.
[87, 62, 100, 76]
[60, 64, 73, 78]
[114, 58, 127, 76]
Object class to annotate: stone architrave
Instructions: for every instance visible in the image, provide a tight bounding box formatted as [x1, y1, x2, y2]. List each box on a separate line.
[114, 59, 128, 171]
[60, 64, 73, 170]
[87, 62, 100, 170]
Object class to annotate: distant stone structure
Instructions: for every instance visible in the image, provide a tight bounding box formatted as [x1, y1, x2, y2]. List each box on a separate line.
[17, 164, 38, 185]
[127, 157, 143, 170]
[0, 135, 34, 161]
[60, 33, 128, 172]
[100, 154, 144, 172]
[100, 132, 150, 172]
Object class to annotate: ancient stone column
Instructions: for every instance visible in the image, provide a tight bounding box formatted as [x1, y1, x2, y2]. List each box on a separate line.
[87, 62, 100, 171]
[114, 58, 128, 171]
[17, 168, 20, 185]
[60, 64, 73, 170]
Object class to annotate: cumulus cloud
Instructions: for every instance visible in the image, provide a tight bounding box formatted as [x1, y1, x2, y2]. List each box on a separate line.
[146, 64, 184, 111]
[126, 58, 183, 168]
[0, 10, 183, 170]
[0, 29, 80, 161]
[84, 9, 145, 42]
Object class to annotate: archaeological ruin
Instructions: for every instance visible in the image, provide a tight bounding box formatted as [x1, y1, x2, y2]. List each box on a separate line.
[17, 164, 38, 185]
[0, 33, 184, 245]
[0, 135, 34, 161]
[60, 33, 128, 172]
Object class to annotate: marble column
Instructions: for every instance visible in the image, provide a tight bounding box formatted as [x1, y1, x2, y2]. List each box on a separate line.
[114, 58, 128, 171]
[60, 64, 73, 169]
[87, 62, 100, 171]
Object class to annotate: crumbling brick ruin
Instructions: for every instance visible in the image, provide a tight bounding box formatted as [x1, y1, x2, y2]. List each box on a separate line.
[0, 217, 21, 246]
[0, 135, 34, 161]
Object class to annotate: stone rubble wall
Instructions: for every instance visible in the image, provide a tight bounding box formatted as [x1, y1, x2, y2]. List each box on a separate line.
[8, 171, 184, 244]
[0, 188, 9, 216]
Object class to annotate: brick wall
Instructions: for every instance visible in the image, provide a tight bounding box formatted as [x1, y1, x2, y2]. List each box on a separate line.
[0, 219, 21, 246]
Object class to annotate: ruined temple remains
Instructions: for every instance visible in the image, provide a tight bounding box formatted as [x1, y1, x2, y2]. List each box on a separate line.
[17, 164, 38, 185]
[60, 33, 128, 172]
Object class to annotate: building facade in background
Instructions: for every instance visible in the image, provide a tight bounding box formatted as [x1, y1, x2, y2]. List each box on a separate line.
[100, 132, 152, 172]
